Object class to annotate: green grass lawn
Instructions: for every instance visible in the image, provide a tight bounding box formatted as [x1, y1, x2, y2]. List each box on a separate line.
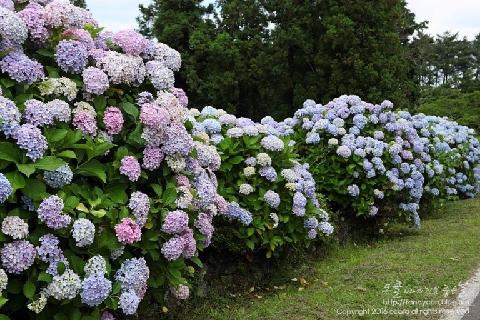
[178, 199, 480, 320]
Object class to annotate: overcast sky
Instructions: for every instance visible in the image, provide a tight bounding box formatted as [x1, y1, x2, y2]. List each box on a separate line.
[86, 0, 479, 39]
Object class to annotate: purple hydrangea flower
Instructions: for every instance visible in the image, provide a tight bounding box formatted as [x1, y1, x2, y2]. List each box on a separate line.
[115, 257, 149, 296]
[115, 218, 141, 245]
[73, 111, 97, 136]
[0, 173, 12, 203]
[171, 88, 188, 108]
[55, 40, 88, 74]
[120, 156, 141, 182]
[128, 192, 150, 227]
[23, 99, 54, 127]
[142, 147, 164, 170]
[111, 30, 148, 56]
[103, 106, 124, 135]
[264, 190, 280, 209]
[162, 210, 189, 234]
[13, 124, 48, 161]
[1, 240, 36, 274]
[163, 124, 194, 156]
[194, 212, 214, 246]
[0, 52, 44, 84]
[18, 3, 49, 43]
[140, 103, 170, 129]
[0, 96, 20, 137]
[82, 67, 109, 95]
[225, 202, 252, 225]
[37, 195, 71, 229]
[81, 274, 112, 307]
[145, 60, 175, 90]
[119, 290, 140, 315]
[47, 99, 71, 123]
[260, 135, 284, 151]
[347, 184, 360, 197]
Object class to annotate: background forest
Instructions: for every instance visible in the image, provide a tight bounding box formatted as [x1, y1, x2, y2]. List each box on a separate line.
[130, 0, 480, 123]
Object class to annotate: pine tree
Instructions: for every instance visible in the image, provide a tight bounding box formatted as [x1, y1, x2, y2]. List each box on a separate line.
[71, 0, 86, 8]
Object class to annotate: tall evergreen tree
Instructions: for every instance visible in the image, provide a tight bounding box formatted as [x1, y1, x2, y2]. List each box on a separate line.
[71, 0, 86, 8]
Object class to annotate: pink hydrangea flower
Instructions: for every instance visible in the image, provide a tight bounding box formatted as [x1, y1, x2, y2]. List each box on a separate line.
[114, 218, 141, 245]
[103, 107, 123, 135]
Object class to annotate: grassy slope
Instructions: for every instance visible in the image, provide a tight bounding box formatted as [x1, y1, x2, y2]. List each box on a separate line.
[180, 199, 480, 320]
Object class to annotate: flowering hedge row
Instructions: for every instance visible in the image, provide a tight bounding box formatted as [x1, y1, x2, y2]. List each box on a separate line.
[260, 96, 480, 226]
[0, 1, 479, 319]
[189, 107, 333, 256]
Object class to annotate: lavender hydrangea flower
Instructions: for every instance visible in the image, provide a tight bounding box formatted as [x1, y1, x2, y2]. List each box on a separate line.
[260, 135, 284, 151]
[336, 145, 352, 158]
[13, 124, 48, 161]
[0, 0, 13, 11]
[18, 2, 49, 43]
[111, 30, 148, 56]
[0, 52, 44, 84]
[73, 111, 97, 136]
[119, 290, 140, 315]
[82, 67, 109, 95]
[0, 173, 12, 203]
[47, 99, 71, 123]
[161, 236, 184, 261]
[120, 156, 141, 182]
[128, 191, 150, 227]
[145, 61, 175, 90]
[347, 184, 360, 197]
[81, 274, 112, 307]
[72, 218, 95, 247]
[142, 147, 164, 170]
[103, 106, 124, 135]
[44, 164, 73, 188]
[0, 7, 28, 44]
[264, 190, 280, 209]
[162, 210, 189, 234]
[1, 240, 36, 274]
[23, 99, 53, 127]
[37, 195, 71, 229]
[0, 96, 20, 137]
[55, 40, 88, 74]
[225, 202, 252, 225]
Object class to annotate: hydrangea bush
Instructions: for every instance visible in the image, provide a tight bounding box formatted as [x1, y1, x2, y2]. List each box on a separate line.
[0, 0, 224, 318]
[189, 107, 333, 256]
[262, 95, 480, 226]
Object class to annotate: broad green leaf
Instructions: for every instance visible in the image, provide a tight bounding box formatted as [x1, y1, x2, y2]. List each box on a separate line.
[76, 160, 107, 183]
[4, 171, 25, 192]
[57, 150, 77, 159]
[22, 179, 47, 201]
[34, 156, 66, 171]
[120, 101, 138, 119]
[0, 142, 20, 163]
[23, 281, 35, 299]
[16, 164, 36, 177]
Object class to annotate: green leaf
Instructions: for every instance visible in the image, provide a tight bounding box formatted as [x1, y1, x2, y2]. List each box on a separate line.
[57, 150, 77, 159]
[68, 254, 85, 275]
[0, 297, 8, 309]
[57, 261, 66, 275]
[76, 160, 107, 183]
[0, 314, 10, 320]
[34, 156, 66, 171]
[45, 66, 59, 78]
[120, 101, 138, 119]
[0, 142, 20, 163]
[69, 309, 82, 320]
[4, 171, 25, 192]
[191, 256, 204, 268]
[151, 184, 163, 197]
[16, 163, 36, 177]
[162, 183, 177, 206]
[37, 49, 54, 58]
[54, 313, 68, 320]
[0, 78, 15, 88]
[105, 184, 127, 204]
[37, 272, 53, 283]
[94, 96, 107, 113]
[86, 141, 113, 160]
[246, 240, 255, 250]
[230, 155, 244, 164]
[23, 281, 35, 299]
[64, 196, 80, 211]
[22, 179, 47, 201]
[45, 128, 69, 143]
